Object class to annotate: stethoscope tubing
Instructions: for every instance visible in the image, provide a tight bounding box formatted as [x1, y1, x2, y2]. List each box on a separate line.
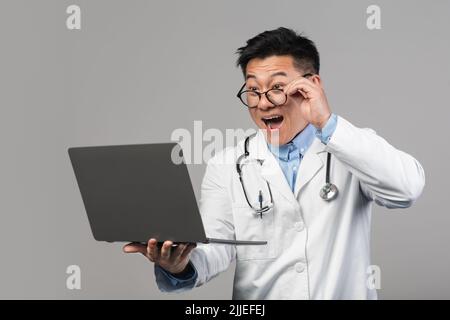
[236, 134, 339, 216]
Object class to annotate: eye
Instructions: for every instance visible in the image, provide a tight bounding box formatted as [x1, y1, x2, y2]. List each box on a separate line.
[248, 87, 258, 91]
[272, 83, 284, 90]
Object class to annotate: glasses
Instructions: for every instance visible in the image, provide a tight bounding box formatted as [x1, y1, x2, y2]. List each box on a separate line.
[236, 73, 313, 108]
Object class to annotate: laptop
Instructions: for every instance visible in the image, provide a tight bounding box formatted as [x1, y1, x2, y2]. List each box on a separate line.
[68, 143, 267, 246]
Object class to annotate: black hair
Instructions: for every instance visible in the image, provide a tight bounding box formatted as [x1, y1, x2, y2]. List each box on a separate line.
[236, 27, 320, 76]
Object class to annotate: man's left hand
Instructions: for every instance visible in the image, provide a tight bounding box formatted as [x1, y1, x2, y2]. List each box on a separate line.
[284, 75, 332, 129]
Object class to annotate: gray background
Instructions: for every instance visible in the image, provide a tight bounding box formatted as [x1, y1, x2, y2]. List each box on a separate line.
[0, 0, 448, 299]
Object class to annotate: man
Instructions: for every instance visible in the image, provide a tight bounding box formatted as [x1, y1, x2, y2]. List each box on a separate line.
[123, 27, 425, 299]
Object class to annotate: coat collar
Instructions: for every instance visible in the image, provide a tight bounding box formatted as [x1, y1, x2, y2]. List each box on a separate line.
[247, 129, 328, 206]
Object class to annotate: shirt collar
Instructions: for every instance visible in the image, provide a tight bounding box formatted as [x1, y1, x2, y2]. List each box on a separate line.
[267, 123, 316, 161]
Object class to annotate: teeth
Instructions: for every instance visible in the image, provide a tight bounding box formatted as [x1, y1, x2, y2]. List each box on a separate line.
[263, 116, 282, 120]
[262, 115, 283, 130]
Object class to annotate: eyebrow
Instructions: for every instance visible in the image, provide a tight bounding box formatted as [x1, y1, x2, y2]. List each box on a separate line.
[246, 71, 288, 80]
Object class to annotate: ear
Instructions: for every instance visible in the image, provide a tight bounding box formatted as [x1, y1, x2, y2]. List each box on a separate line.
[311, 74, 323, 88]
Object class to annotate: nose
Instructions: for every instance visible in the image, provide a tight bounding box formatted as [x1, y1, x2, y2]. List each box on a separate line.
[256, 93, 276, 111]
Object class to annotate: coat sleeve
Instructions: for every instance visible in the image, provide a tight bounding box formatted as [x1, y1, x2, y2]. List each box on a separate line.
[325, 115, 425, 209]
[189, 153, 237, 287]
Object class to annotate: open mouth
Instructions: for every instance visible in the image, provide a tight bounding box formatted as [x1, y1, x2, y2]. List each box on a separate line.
[262, 115, 284, 130]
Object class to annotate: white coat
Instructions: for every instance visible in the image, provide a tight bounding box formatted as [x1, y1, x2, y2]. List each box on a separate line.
[156, 115, 425, 299]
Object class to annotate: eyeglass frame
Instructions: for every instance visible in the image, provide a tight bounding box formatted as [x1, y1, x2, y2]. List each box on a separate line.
[236, 73, 314, 108]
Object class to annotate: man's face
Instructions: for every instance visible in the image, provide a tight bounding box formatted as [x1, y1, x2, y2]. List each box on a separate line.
[244, 55, 309, 145]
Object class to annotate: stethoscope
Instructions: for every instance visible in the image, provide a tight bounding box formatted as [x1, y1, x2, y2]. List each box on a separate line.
[236, 134, 338, 218]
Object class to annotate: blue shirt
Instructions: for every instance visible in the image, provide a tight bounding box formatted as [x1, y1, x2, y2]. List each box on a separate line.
[154, 260, 197, 289]
[154, 114, 338, 287]
[267, 113, 338, 191]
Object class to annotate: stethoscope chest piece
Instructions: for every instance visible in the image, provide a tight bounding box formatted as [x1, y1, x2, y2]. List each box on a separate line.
[320, 182, 338, 201]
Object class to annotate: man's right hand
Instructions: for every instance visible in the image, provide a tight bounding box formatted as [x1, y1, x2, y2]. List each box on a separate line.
[123, 238, 196, 275]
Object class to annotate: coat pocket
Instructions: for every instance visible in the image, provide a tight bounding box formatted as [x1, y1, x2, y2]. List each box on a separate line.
[232, 205, 277, 260]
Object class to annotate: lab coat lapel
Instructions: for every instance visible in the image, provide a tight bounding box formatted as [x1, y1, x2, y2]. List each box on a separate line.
[249, 130, 299, 207]
[293, 137, 327, 199]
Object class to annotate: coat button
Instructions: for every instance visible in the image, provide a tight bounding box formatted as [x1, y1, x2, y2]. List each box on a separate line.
[295, 262, 305, 273]
[294, 221, 304, 232]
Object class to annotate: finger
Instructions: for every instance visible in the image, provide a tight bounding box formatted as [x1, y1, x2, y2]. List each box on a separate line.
[123, 242, 147, 254]
[170, 244, 186, 261]
[160, 241, 173, 260]
[286, 76, 317, 92]
[179, 244, 195, 261]
[285, 80, 316, 97]
[147, 238, 159, 261]
[180, 243, 196, 261]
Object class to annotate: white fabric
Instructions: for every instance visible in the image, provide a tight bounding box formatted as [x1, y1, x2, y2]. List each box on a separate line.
[156, 115, 425, 299]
